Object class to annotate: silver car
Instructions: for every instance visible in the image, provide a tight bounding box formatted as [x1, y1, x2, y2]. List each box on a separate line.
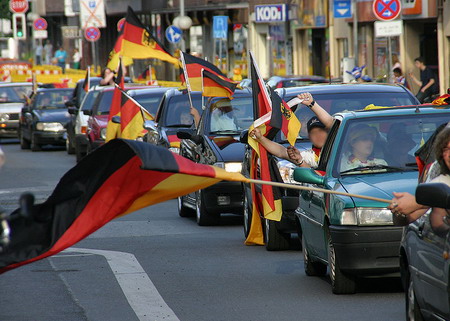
[0, 82, 33, 138]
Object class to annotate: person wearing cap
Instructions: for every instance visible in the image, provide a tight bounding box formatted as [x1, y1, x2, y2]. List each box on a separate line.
[248, 115, 328, 168]
[210, 99, 238, 132]
[340, 124, 387, 172]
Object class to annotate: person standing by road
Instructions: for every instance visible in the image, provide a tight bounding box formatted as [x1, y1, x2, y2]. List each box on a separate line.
[43, 40, 53, 65]
[72, 48, 81, 69]
[409, 57, 439, 103]
[54, 46, 67, 73]
[35, 41, 43, 65]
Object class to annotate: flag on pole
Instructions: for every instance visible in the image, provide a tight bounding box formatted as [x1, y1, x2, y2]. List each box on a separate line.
[106, 24, 134, 70]
[0, 139, 246, 274]
[83, 67, 90, 92]
[121, 6, 179, 66]
[202, 69, 238, 99]
[120, 90, 154, 140]
[105, 60, 125, 142]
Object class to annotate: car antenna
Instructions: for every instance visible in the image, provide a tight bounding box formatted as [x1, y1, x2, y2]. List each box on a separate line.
[415, 104, 421, 113]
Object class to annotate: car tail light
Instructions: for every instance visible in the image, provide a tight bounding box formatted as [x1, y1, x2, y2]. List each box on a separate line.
[81, 126, 87, 134]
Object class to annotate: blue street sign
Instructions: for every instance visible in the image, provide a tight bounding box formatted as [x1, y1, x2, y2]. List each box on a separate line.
[165, 25, 182, 44]
[334, 0, 352, 18]
[213, 16, 228, 39]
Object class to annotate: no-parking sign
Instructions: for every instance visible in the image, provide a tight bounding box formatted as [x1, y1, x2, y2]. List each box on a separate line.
[372, 0, 401, 21]
[84, 26, 101, 42]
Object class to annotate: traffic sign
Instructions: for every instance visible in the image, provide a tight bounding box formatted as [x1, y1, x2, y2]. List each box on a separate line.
[33, 29, 48, 39]
[9, 0, 28, 13]
[33, 18, 48, 30]
[372, 0, 401, 21]
[213, 16, 228, 39]
[84, 26, 101, 42]
[80, 0, 106, 29]
[165, 25, 182, 44]
[334, 0, 352, 18]
[374, 20, 403, 37]
[117, 18, 125, 32]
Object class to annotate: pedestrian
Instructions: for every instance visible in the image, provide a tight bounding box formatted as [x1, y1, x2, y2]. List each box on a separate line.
[409, 57, 439, 103]
[44, 40, 53, 65]
[72, 48, 81, 69]
[54, 46, 67, 73]
[99, 68, 115, 86]
[393, 67, 409, 89]
[35, 41, 43, 65]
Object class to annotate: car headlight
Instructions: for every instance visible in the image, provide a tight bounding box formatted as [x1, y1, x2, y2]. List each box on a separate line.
[36, 122, 64, 131]
[341, 207, 393, 226]
[169, 147, 180, 154]
[100, 128, 107, 140]
[0, 113, 10, 122]
[276, 159, 298, 184]
[224, 162, 242, 173]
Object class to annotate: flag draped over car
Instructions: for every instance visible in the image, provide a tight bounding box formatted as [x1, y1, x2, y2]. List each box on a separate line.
[121, 6, 179, 66]
[105, 60, 125, 142]
[119, 91, 153, 140]
[0, 139, 247, 274]
[180, 52, 238, 97]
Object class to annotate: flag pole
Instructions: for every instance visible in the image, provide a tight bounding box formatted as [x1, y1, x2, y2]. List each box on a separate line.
[148, 64, 152, 84]
[180, 51, 195, 110]
[249, 50, 271, 110]
[201, 68, 205, 110]
[115, 84, 153, 119]
[87, 66, 90, 89]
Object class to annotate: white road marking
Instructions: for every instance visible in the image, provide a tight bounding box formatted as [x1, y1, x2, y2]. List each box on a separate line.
[61, 247, 180, 321]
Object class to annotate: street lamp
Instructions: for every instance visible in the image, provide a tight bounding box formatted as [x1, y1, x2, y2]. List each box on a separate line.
[172, 0, 192, 51]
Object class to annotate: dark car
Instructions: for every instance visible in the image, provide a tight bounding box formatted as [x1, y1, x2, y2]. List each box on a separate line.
[267, 75, 328, 89]
[19, 88, 73, 151]
[144, 89, 203, 153]
[177, 90, 253, 225]
[241, 83, 421, 251]
[401, 182, 450, 320]
[0, 82, 33, 138]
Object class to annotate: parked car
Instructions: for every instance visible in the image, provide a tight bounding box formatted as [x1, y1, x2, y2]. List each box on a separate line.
[0, 82, 32, 138]
[242, 83, 421, 251]
[144, 89, 203, 153]
[267, 75, 328, 89]
[177, 90, 253, 225]
[19, 88, 73, 151]
[293, 105, 450, 294]
[400, 182, 450, 320]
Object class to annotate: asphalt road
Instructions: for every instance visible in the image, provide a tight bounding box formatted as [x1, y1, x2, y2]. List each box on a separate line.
[0, 140, 405, 321]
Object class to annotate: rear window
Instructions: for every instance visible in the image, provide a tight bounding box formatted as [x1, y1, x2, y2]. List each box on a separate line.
[162, 94, 202, 127]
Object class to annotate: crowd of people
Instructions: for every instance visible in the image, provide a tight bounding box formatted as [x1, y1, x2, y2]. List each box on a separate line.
[34, 40, 81, 72]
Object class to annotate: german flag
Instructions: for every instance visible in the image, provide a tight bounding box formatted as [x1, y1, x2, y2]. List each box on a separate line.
[121, 6, 179, 66]
[180, 52, 237, 94]
[0, 139, 247, 274]
[202, 69, 237, 99]
[120, 91, 154, 140]
[106, 22, 133, 70]
[105, 61, 124, 142]
[432, 94, 450, 106]
[83, 67, 90, 92]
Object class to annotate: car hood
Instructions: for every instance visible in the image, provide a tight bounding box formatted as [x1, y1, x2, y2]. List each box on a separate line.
[208, 135, 245, 162]
[33, 109, 71, 124]
[0, 102, 24, 113]
[337, 171, 418, 207]
[93, 115, 108, 128]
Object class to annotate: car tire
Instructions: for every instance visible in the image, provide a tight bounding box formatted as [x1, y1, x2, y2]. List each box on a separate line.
[406, 272, 424, 321]
[178, 195, 195, 218]
[243, 191, 252, 238]
[19, 131, 30, 150]
[66, 136, 75, 154]
[195, 190, 219, 226]
[327, 228, 357, 294]
[31, 134, 42, 152]
[303, 233, 327, 276]
[264, 218, 290, 251]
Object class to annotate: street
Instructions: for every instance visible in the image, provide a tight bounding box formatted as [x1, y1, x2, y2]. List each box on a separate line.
[0, 140, 406, 321]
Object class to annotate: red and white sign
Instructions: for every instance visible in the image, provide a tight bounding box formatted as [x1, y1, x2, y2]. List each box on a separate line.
[9, 0, 29, 13]
[117, 18, 125, 32]
[84, 26, 101, 42]
[33, 18, 47, 30]
[373, 0, 401, 21]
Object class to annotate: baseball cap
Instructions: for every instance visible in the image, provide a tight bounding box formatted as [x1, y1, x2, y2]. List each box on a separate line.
[307, 116, 326, 133]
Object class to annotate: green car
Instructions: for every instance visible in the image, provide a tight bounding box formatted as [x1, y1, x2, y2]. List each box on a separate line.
[293, 105, 450, 294]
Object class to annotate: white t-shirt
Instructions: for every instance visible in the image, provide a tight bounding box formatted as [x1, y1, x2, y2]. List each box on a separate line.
[211, 110, 237, 132]
[431, 174, 450, 187]
[300, 149, 319, 168]
[340, 154, 387, 172]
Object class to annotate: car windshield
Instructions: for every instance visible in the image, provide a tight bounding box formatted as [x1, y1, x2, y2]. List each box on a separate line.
[335, 114, 448, 176]
[95, 91, 114, 115]
[0, 85, 32, 103]
[80, 90, 100, 111]
[207, 96, 253, 134]
[164, 94, 202, 127]
[133, 92, 165, 116]
[278, 91, 417, 142]
[34, 90, 73, 109]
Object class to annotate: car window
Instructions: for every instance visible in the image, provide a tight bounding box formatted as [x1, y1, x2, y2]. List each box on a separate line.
[280, 91, 417, 140]
[0, 86, 31, 103]
[133, 92, 165, 116]
[94, 91, 114, 115]
[33, 90, 73, 109]
[163, 94, 202, 127]
[80, 90, 100, 111]
[207, 96, 253, 133]
[333, 114, 448, 176]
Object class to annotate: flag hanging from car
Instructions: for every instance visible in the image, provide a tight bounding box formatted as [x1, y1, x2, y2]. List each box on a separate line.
[121, 6, 179, 66]
[120, 91, 153, 140]
[83, 66, 90, 92]
[201, 69, 238, 99]
[0, 139, 247, 274]
[105, 59, 125, 142]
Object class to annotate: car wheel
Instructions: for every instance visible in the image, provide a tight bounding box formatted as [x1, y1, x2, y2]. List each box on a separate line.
[19, 131, 30, 150]
[406, 273, 424, 321]
[243, 191, 252, 238]
[31, 134, 42, 152]
[195, 190, 219, 226]
[66, 135, 75, 154]
[327, 228, 356, 294]
[303, 233, 327, 276]
[264, 218, 290, 251]
[178, 195, 195, 218]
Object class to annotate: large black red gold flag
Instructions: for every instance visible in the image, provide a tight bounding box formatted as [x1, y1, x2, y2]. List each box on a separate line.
[202, 69, 238, 99]
[106, 23, 133, 70]
[120, 91, 153, 140]
[105, 60, 125, 142]
[121, 6, 179, 66]
[0, 139, 246, 274]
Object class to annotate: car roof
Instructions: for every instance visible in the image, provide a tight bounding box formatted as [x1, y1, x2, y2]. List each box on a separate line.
[76, 77, 102, 84]
[0, 82, 32, 87]
[336, 105, 450, 120]
[95, 83, 150, 92]
[269, 75, 327, 81]
[127, 87, 176, 96]
[278, 83, 411, 96]
[36, 87, 73, 92]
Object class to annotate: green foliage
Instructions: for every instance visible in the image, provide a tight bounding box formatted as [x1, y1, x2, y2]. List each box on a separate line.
[0, 0, 12, 20]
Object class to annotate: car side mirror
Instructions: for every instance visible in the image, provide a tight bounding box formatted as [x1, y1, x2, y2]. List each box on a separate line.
[143, 120, 157, 132]
[83, 109, 92, 116]
[191, 134, 204, 145]
[293, 167, 325, 185]
[65, 100, 75, 107]
[240, 130, 249, 144]
[111, 115, 121, 124]
[67, 107, 78, 115]
[176, 130, 193, 140]
[416, 183, 450, 209]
